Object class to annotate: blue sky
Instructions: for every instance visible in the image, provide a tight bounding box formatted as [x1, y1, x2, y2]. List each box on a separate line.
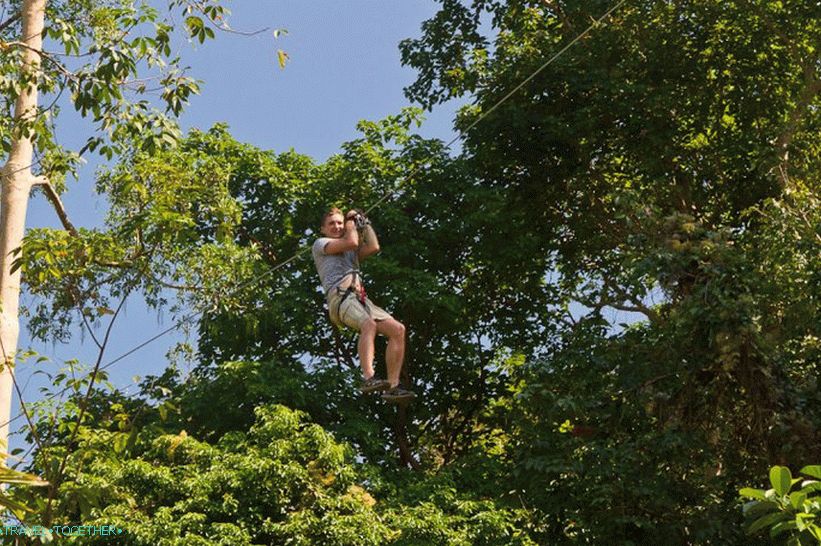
[13, 1, 464, 451]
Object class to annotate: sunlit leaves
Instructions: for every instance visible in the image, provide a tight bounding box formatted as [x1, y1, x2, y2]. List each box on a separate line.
[741, 465, 821, 544]
[184, 15, 214, 44]
[276, 49, 289, 70]
[35, 405, 396, 545]
[0, 0, 223, 177]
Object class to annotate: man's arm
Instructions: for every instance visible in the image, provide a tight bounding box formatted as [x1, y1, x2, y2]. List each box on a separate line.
[358, 224, 380, 261]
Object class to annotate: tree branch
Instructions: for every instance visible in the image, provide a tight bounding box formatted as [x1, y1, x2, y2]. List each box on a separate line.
[393, 404, 421, 470]
[183, 0, 269, 36]
[142, 267, 201, 292]
[0, 329, 49, 479]
[0, 40, 78, 82]
[773, 60, 821, 188]
[606, 300, 660, 323]
[0, 12, 21, 34]
[579, 279, 661, 325]
[44, 285, 131, 526]
[33, 176, 79, 237]
[608, 283, 661, 323]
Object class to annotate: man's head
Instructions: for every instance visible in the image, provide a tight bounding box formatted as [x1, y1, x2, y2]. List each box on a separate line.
[320, 207, 345, 238]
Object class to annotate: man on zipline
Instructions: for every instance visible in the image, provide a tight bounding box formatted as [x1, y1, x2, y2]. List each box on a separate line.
[312, 207, 416, 403]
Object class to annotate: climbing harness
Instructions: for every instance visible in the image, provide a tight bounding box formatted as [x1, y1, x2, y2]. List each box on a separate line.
[331, 211, 373, 321]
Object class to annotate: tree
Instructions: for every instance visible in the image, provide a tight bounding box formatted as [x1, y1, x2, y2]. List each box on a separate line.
[9, 0, 819, 541]
[1, 0, 48, 459]
[397, 0, 820, 540]
[125, 116, 560, 470]
[0, 0, 232, 458]
[400, 0, 819, 302]
[20, 404, 396, 545]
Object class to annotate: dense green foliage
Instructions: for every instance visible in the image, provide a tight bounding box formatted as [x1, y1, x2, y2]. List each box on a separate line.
[38, 405, 397, 545]
[5, 0, 820, 544]
[396, 0, 820, 541]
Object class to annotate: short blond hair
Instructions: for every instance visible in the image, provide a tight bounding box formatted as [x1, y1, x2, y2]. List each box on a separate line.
[321, 207, 343, 227]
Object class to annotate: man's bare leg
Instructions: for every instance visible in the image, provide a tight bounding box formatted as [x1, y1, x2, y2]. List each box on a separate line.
[358, 318, 377, 379]
[376, 319, 406, 387]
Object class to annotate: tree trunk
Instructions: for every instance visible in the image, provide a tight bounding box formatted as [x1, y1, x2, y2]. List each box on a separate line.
[0, 0, 46, 458]
[393, 404, 420, 470]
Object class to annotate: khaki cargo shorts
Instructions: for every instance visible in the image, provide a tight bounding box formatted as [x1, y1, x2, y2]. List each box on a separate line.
[327, 286, 393, 330]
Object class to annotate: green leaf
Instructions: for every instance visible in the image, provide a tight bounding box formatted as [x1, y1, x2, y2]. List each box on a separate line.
[0, 493, 38, 516]
[0, 465, 48, 487]
[748, 511, 791, 535]
[112, 433, 128, 454]
[789, 491, 806, 510]
[771, 466, 792, 496]
[800, 481, 821, 495]
[126, 427, 139, 453]
[743, 500, 779, 519]
[800, 466, 821, 480]
[740, 487, 767, 500]
[796, 512, 815, 532]
[770, 520, 797, 538]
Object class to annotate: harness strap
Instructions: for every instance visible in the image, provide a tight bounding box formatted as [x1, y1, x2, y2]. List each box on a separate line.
[335, 286, 355, 317]
[333, 285, 371, 323]
[330, 251, 370, 320]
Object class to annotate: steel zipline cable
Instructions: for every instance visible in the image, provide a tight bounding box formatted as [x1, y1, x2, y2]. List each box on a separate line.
[3, 0, 627, 432]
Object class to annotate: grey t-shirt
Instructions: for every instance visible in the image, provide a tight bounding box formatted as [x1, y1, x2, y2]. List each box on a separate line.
[312, 238, 359, 295]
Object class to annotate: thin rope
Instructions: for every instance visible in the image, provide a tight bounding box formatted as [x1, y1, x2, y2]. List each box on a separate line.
[365, 0, 627, 214]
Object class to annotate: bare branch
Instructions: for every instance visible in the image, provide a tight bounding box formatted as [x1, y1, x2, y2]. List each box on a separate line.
[142, 268, 201, 292]
[0, 331, 49, 477]
[184, 0, 269, 36]
[33, 176, 79, 237]
[44, 286, 131, 525]
[606, 301, 660, 323]
[610, 283, 661, 324]
[0, 12, 21, 34]
[561, 307, 578, 327]
[0, 40, 78, 81]
[63, 283, 104, 350]
[80, 312, 103, 350]
[797, 208, 821, 245]
[213, 23, 269, 37]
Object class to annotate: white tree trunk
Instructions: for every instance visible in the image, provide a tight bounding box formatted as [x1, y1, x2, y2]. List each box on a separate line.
[0, 0, 46, 458]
